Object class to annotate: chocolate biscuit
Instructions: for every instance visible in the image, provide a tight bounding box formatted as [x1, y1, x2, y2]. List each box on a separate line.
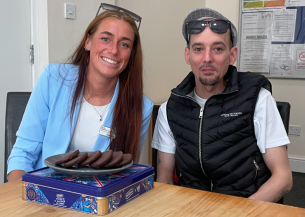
[79, 150, 102, 167]
[115, 153, 132, 167]
[55, 150, 79, 165]
[64, 152, 88, 168]
[90, 150, 113, 169]
[103, 151, 124, 168]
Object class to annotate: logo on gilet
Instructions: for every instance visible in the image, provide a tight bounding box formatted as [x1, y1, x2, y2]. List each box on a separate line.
[220, 112, 243, 117]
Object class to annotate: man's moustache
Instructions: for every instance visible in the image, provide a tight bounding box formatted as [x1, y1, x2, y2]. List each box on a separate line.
[199, 65, 218, 71]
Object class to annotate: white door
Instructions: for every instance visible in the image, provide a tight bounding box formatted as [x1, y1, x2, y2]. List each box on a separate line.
[0, 0, 32, 183]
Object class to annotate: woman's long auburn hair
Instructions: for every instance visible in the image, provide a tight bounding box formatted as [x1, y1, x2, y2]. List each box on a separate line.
[68, 11, 143, 163]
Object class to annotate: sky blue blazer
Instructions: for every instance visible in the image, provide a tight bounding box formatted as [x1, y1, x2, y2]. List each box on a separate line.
[7, 63, 153, 174]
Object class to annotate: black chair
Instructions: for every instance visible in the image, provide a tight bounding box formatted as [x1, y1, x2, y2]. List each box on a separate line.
[151, 105, 160, 181]
[276, 101, 290, 134]
[4, 92, 31, 182]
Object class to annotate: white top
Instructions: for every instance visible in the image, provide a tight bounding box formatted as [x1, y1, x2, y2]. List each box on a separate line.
[152, 88, 290, 154]
[67, 97, 110, 152]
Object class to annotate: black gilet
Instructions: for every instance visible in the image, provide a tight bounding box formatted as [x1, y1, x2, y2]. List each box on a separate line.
[167, 66, 272, 198]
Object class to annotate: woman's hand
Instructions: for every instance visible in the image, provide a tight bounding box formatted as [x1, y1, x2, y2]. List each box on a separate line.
[8, 170, 25, 182]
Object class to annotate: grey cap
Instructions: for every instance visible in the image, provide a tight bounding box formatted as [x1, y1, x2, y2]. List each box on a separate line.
[182, 7, 237, 47]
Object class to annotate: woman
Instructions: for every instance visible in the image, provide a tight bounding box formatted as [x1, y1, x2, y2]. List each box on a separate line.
[7, 6, 153, 181]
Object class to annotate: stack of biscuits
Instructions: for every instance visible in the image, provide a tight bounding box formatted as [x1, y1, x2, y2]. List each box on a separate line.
[55, 150, 132, 169]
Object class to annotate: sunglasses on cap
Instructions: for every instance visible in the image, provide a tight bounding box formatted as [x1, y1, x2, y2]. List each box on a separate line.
[185, 19, 232, 44]
[95, 3, 142, 30]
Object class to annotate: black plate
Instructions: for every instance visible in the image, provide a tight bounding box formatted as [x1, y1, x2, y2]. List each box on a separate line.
[44, 152, 133, 176]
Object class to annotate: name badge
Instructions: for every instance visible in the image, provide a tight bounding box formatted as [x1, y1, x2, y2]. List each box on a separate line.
[99, 126, 116, 139]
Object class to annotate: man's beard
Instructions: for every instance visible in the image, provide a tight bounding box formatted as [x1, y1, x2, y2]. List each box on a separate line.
[199, 75, 220, 86]
[198, 64, 220, 86]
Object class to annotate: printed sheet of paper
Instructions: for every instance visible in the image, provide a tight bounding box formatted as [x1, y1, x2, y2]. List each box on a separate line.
[285, 0, 305, 7]
[239, 12, 273, 74]
[270, 44, 293, 75]
[295, 46, 305, 73]
[270, 44, 305, 77]
[243, 0, 285, 11]
[272, 9, 297, 42]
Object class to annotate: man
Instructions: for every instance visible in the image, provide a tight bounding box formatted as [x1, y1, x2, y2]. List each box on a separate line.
[152, 7, 292, 202]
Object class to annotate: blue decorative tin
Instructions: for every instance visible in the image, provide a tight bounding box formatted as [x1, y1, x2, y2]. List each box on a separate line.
[22, 164, 154, 215]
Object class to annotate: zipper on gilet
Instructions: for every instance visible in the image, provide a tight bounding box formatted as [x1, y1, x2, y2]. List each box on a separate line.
[253, 159, 260, 180]
[172, 89, 238, 192]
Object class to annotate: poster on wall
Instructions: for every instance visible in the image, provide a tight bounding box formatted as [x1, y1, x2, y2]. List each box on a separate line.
[239, 0, 305, 78]
[240, 12, 273, 73]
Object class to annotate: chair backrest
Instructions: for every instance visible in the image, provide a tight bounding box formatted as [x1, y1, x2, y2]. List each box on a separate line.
[151, 105, 160, 181]
[276, 101, 291, 134]
[4, 92, 31, 182]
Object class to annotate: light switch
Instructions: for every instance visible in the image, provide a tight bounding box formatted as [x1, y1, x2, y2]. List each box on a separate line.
[289, 125, 301, 136]
[64, 3, 76, 19]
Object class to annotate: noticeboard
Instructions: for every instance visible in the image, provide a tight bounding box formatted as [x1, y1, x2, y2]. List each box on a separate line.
[238, 0, 305, 78]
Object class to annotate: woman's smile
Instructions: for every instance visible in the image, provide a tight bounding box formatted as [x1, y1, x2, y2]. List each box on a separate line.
[102, 57, 119, 65]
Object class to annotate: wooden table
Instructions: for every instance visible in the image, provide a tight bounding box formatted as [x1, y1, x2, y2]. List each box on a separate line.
[1, 179, 305, 217]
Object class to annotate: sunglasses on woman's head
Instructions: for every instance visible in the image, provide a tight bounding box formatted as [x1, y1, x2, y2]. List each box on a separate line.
[185, 19, 232, 43]
[95, 3, 142, 30]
